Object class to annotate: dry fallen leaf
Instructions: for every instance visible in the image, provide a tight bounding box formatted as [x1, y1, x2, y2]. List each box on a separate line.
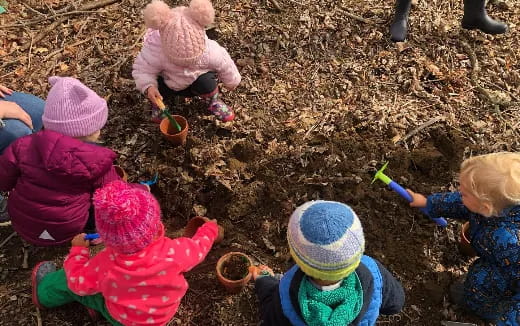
[59, 62, 69, 72]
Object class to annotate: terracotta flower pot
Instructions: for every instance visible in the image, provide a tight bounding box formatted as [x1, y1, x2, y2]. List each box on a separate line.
[113, 165, 128, 182]
[183, 216, 224, 244]
[459, 222, 477, 257]
[216, 252, 252, 293]
[159, 116, 188, 146]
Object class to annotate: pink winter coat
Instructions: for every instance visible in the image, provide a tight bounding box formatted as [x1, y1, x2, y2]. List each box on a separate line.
[0, 130, 122, 246]
[132, 29, 241, 93]
[64, 222, 218, 326]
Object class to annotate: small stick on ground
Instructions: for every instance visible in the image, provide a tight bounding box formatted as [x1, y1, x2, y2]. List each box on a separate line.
[301, 176, 358, 185]
[35, 307, 42, 326]
[22, 246, 30, 269]
[397, 116, 446, 144]
[338, 8, 374, 24]
[18, 0, 121, 50]
[461, 41, 511, 108]
[20, 18, 66, 51]
[267, 0, 282, 11]
[248, 252, 267, 266]
[0, 232, 16, 248]
[2, 10, 107, 28]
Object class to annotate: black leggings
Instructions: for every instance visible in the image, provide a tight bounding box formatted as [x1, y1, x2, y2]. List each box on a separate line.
[83, 205, 96, 233]
[158, 72, 218, 98]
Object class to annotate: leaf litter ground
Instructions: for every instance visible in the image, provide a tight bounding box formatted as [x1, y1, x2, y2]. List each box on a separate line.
[0, 0, 519, 325]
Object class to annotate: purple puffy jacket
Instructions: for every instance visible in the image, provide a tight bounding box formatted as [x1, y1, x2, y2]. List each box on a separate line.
[0, 130, 121, 246]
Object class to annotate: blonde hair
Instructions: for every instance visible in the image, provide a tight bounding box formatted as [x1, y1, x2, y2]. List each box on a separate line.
[460, 152, 520, 215]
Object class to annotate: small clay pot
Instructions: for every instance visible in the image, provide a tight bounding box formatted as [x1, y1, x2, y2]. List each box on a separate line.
[216, 252, 252, 293]
[159, 116, 188, 146]
[113, 165, 128, 182]
[459, 222, 477, 257]
[183, 216, 224, 244]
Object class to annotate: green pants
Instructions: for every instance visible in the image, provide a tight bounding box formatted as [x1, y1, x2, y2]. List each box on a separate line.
[38, 269, 123, 326]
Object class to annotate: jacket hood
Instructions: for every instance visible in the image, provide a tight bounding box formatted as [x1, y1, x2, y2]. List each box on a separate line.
[33, 130, 116, 181]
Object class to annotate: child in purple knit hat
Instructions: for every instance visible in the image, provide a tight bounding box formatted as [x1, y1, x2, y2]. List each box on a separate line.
[132, 0, 241, 122]
[0, 76, 147, 246]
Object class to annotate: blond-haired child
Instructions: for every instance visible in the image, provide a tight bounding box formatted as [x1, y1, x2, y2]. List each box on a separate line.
[408, 152, 520, 325]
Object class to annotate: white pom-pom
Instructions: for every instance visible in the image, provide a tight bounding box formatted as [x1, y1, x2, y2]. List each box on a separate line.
[143, 0, 172, 30]
[187, 0, 215, 27]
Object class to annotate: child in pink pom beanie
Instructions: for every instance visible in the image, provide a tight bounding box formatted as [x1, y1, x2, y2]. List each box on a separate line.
[132, 0, 241, 122]
[32, 181, 222, 326]
[0, 77, 145, 246]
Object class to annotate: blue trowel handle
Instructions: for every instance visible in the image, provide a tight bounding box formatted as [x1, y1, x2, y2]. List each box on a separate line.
[388, 181, 448, 227]
[84, 233, 99, 241]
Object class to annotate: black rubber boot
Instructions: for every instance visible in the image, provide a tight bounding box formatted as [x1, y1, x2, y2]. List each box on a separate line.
[390, 0, 412, 42]
[462, 0, 508, 34]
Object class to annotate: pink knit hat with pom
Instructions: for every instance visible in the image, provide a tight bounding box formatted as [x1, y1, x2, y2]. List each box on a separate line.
[143, 0, 214, 66]
[94, 181, 162, 254]
[43, 76, 107, 137]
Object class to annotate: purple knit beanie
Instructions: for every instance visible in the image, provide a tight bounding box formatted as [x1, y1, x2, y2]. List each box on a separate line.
[42, 76, 108, 137]
[94, 181, 162, 254]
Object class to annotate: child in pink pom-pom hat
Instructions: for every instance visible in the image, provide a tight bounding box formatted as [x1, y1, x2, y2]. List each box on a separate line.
[31, 181, 223, 325]
[132, 0, 241, 122]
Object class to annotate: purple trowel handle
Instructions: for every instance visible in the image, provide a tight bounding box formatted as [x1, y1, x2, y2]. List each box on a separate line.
[388, 181, 448, 227]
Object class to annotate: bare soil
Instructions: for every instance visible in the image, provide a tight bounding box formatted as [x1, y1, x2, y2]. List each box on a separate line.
[1, 0, 519, 325]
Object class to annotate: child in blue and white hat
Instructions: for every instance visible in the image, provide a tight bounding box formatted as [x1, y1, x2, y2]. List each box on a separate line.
[252, 200, 405, 326]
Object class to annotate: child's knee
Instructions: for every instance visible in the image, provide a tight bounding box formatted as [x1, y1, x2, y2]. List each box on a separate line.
[193, 72, 218, 95]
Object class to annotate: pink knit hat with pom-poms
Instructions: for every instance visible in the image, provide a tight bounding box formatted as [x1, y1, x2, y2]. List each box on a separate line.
[94, 181, 162, 254]
[143, 0, 214, 66]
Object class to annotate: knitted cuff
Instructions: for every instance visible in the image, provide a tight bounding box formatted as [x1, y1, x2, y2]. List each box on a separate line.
[256, 270, 275, 279]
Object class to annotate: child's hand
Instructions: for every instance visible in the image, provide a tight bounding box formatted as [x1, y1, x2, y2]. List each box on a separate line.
[407, 189, 427, 208]
[71, 233, 90, 247]
[0, 101, 33, 129]
[208, 219, 224, 243]
[146, 86, 163, 106]
[249, 265, 274, 280]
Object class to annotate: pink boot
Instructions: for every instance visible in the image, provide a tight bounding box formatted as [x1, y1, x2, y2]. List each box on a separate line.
[31, 261, 56, 309]
[207, 93, 235, 122]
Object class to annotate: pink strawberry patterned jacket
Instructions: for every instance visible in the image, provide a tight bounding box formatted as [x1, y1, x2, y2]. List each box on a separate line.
[64, 222, 218, 326]
[132, 29, 241, 94]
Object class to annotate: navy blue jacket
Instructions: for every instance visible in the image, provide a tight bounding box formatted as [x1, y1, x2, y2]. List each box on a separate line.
[426, 192, 520, 325]
[254, 256, 405, 325]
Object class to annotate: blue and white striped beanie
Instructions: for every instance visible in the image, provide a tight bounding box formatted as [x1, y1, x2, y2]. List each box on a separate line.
[287, 200, 365, 281]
